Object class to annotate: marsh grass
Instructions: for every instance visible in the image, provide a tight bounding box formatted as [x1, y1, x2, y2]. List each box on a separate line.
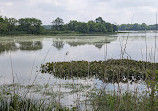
[0, 93, 54, 111]
[1, 59, 158, 110]
[0, 84, 78, 111]
[89, 90, 158, 111]
[40, 59, 158, 111]
[0, 60, 158, 111]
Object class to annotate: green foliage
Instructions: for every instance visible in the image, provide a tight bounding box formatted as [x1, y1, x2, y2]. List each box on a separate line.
[118, 23, 158, 31]
[0, 15, 118, 35]
[75, 22, 89, 33]
[90, 91, 158, 111]
[51, 17, 64, 31]
[0, 16, 44, 35]
[41, 59, 158, 83]
[6, 18, 18, 31]
[67, 20, 78, 31]
[0, 16, 9, 33]
[87, 21, 96, 32]
[0, 93, 77, 111]
[0, 22, 8, 33]
[105, 22, 113, 32]
[18, 18, 43, 34]
[51, 17, 117, 33]
[113, 24, 118, 32]
[95, 23, 107, 32]
[95, 17, 105, 23]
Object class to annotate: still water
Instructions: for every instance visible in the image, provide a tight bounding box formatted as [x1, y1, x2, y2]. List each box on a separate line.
[0, 31, 157, 107]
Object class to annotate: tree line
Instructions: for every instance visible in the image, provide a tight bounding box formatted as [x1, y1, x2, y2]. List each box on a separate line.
[0, 16, 44, 34]
[0, 16, 118, 35]
[49, 17, 118, 33]
[118, 23, 158, 31]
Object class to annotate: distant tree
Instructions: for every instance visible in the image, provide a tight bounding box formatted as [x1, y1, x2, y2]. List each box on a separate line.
[0, 16, 8, 33]
[95, 17, 105, 23]
[112, 24, 118, 32]
[141, 23, 148, 30]
[119, 24, 126, 30]
[51, 17, 64, 31]
[0, 16, 4, 22]
[118, 23, 151, 31]
[87, 21, 96, 32]
[6, 18, 17, 31]
[149, 25, 155, 30]
[105, 22, 113, 32]
[67, 20, 78, 31]
[96, 23, 107, 33]
[126, 24, 132, 30]
[76, 22, 88, 33]
[0, 22, 8, 33]
[18, 18, 43, 34]
[148, 24, 158, 30]
[131, 23, 141, 30]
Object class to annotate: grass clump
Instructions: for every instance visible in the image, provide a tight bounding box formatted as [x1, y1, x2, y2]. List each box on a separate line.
[0, 94, 53, 111]
[0, 93, 77, 111]
[89, 90, 158, 111]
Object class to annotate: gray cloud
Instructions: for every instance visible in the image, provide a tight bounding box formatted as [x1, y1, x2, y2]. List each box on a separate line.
[0, 0, 158, 25]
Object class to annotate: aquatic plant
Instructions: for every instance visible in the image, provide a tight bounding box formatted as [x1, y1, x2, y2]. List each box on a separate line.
[41, 59, 158, 83]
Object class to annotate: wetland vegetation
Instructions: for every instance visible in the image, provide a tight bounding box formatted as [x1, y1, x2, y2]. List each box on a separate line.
[41, 59, 154, 83]
[0, 32, 158, 110]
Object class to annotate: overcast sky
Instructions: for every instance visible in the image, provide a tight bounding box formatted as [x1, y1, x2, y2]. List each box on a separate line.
[0, 0, 158, 25]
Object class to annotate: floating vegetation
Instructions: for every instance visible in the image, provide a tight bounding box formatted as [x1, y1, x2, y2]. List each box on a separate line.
[41, 59, 158, 83]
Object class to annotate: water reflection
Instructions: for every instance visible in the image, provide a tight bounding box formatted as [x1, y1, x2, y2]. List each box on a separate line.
[94, 43, 105, 49]
[51, 35, 117, 49]
[0, 42, 18, 54]
[52, 41, 64, 50]
[0, 36, 117, 54]
[19, 41, 43, 50]
[0, 41, 43, 54]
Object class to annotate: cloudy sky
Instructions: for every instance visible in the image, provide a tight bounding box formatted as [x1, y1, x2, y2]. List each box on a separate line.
[0, 0, 158, 25]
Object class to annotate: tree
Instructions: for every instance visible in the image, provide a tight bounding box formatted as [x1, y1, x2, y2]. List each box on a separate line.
[95, 23, 107, 33]
[6, 18, 17, 31]
[76, 22, 88, 33]
[112, 24, 118, 32]
[0, 16, 8, 33]
[119, 24, 126, 30]
[0, 23, 8, 33]
[95, 17, 105, 23]
[105, 22, 113, 32]
[51, 17, 64, 31]
[18, 18, 43, 34]
[87, 21, 97, 32]
[0, 16, 4, 22]
[67, 20, 78, 31]
[131, 23, 141, 30]
[141, 23, 148, 30]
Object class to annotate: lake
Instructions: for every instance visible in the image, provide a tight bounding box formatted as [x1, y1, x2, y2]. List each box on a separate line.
[0, 31, 157, 108]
